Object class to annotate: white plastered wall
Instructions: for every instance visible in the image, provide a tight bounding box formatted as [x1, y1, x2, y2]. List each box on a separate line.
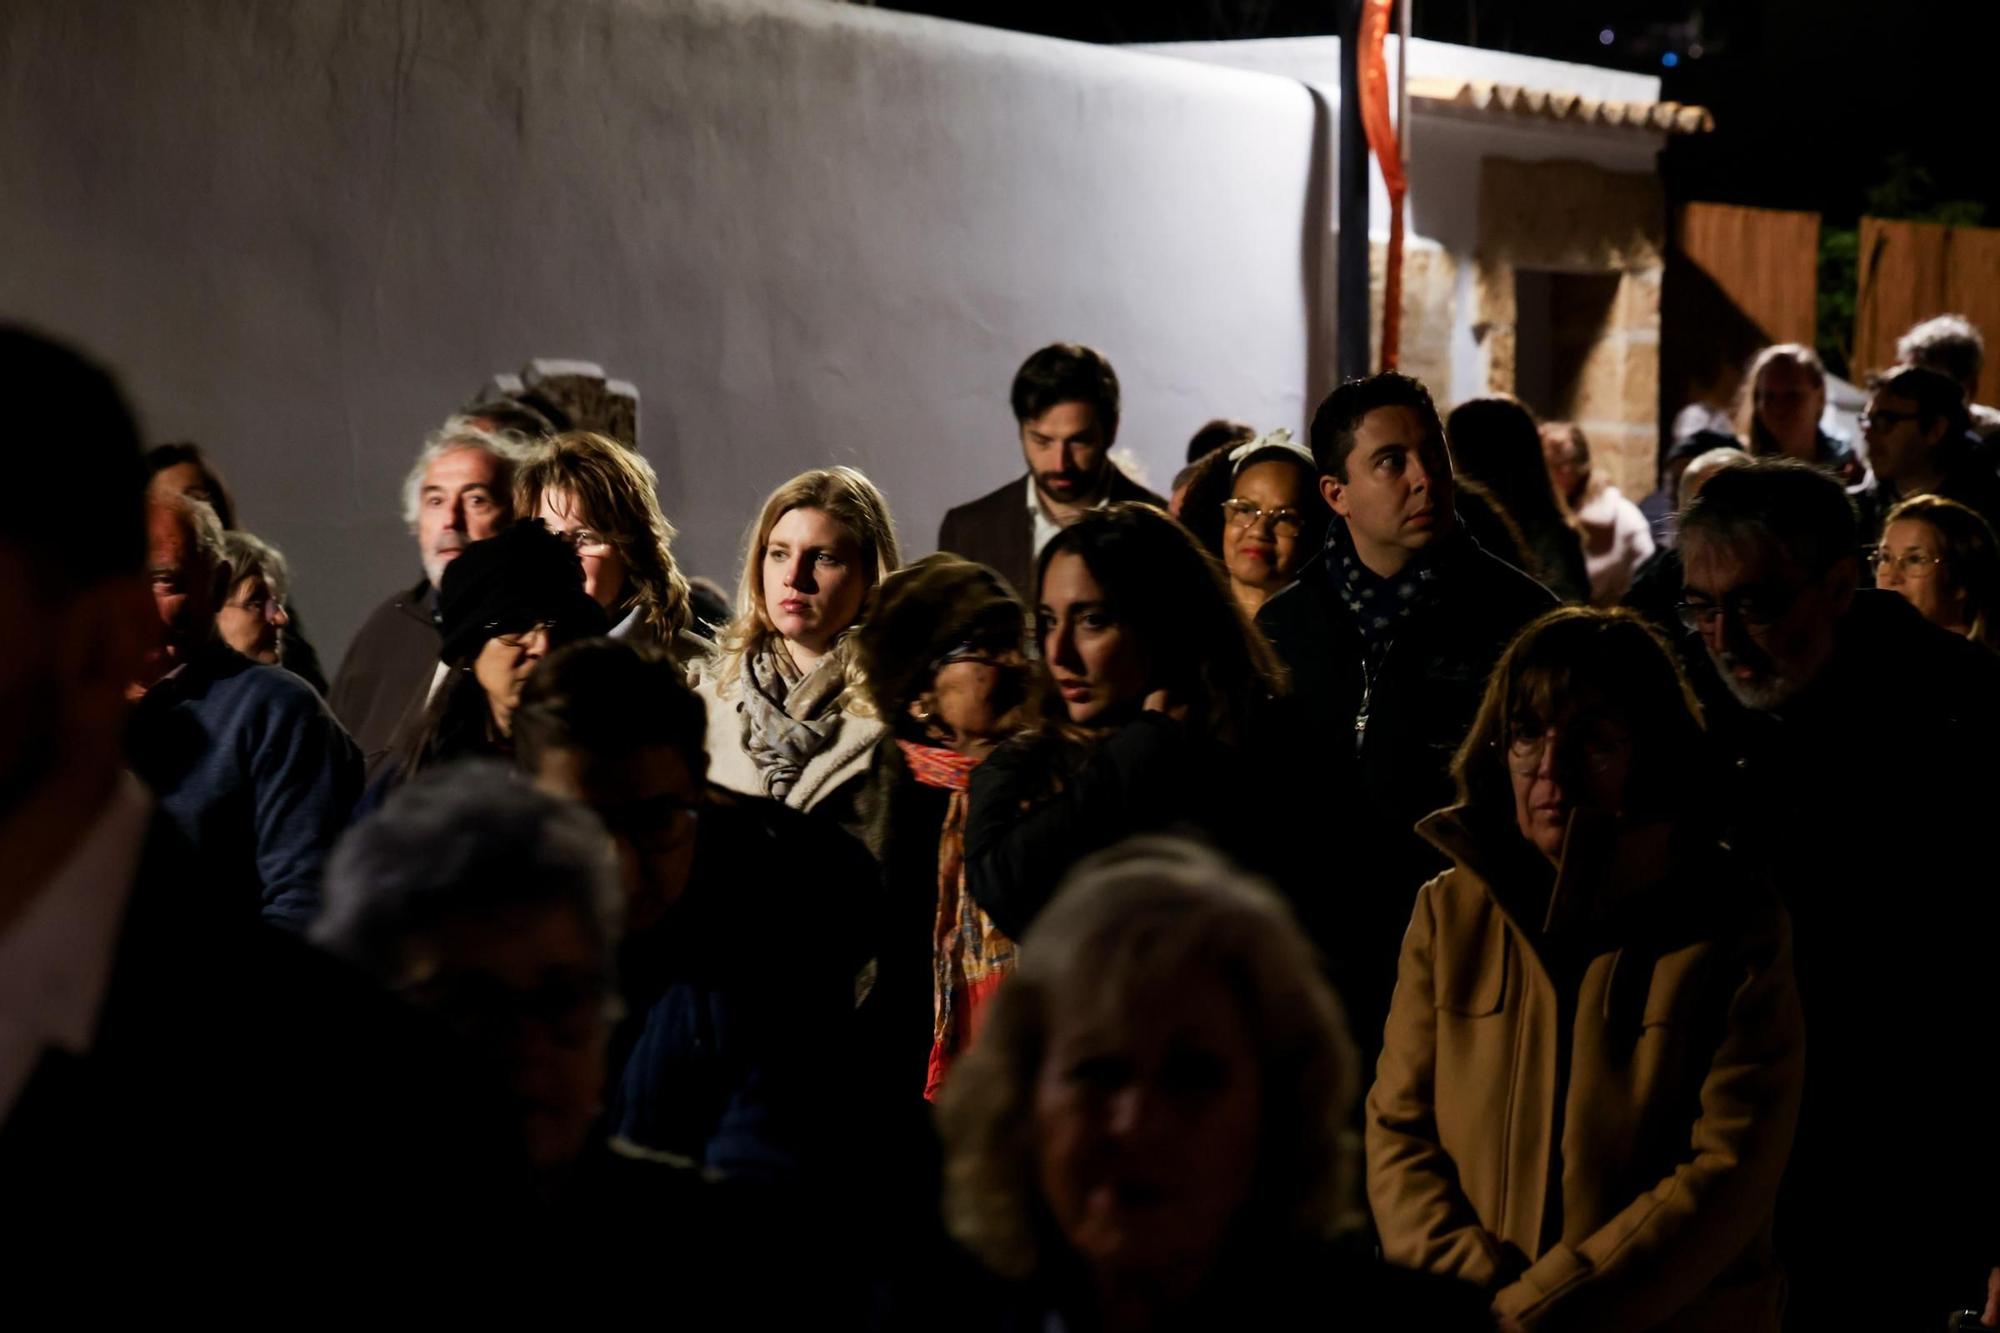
[1, 0, 1319, 660]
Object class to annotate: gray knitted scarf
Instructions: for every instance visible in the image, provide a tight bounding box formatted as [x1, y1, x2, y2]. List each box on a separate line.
[738, 636, 852, 800]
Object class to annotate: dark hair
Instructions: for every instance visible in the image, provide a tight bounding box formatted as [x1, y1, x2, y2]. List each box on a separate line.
[144, 442, 238, 530]
[1185, 418, 1256, 465]
[513, 637, 709, 774]
[1879, 494, 2000, 649]
[1010, 344, 1121, 438]
[2, 326, 146, 589]
[1678, 457, 1860, 578]
[1896, 314, 1984, 391]
[1453, 607, 1709, 828]
[1034, 502, 1285, 747]
[1869, 364, 1971, 439]
[396, 669, 510, 782]
[1175, 447, 1237, 557]
[1446, 397, 1572, 538]
[1307, 372, 1443, 480]
[460, 394, 563, 441]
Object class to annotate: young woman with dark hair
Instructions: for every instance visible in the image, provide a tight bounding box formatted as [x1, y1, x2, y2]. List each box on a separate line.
[962, 502, 1303, 942]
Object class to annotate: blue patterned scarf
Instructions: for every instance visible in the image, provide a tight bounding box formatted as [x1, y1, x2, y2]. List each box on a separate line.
[1320, 517, 1448, 665]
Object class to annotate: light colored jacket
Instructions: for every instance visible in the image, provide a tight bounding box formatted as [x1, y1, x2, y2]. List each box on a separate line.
[692, 665, 884, 820]
[1365, 808, 1803, 1333]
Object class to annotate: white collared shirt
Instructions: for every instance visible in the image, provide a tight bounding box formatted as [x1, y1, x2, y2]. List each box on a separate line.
[0, 771, 152, 1121]
[1025, 478, 1112, 563]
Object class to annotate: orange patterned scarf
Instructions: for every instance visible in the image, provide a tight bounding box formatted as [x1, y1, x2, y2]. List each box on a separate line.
[900, 741, 1018, 1100]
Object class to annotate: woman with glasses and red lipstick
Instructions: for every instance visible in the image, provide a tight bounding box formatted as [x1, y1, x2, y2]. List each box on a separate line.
[962, 502, 1299, 945]
[1214, 428, 1330, 618]
[1366, 607, 1803, 1333]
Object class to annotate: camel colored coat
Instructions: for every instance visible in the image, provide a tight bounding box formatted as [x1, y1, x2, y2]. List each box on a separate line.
[1366, 808, 1804, 1333]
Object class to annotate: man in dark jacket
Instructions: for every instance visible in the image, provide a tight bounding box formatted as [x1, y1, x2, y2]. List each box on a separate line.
[1677, 458, 2000, 1327]
[1861, 363, 2000, 535]
[327, 419, 524, 778]
[0, 326, 524, 1290]
[128, 493, 363, 930]
[1256, 372, 1555, 1048]
[515, 638, 876, 1182]
[936, 343, 1164, 600]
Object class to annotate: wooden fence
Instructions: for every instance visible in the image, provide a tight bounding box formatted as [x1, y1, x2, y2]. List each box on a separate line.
[1854, 217, 2000, 400]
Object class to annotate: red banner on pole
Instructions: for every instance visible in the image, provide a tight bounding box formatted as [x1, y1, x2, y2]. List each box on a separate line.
[1358, 0, 1406, 372]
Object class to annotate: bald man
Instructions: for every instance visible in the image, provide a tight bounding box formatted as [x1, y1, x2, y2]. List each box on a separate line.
[128, 492, 362, 929]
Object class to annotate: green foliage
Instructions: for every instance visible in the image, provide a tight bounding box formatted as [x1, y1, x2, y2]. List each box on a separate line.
[1817, 228, 1857, 381]
[1817, 154, 1986, 381]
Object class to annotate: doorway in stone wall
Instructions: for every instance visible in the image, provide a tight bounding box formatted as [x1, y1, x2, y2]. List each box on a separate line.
[1512, 268, 1623, 422]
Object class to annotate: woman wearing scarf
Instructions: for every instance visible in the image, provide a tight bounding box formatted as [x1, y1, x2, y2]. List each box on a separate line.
[693, 466, 901, 842]
[855, 554, 1033, 1103]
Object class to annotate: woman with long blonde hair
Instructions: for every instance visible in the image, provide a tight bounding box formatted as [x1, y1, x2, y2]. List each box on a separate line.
[694, 466, 901, 835]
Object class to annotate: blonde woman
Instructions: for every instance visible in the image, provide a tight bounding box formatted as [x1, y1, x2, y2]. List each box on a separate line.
[513, 431, 701, 660]
[695, 466, 901, 834]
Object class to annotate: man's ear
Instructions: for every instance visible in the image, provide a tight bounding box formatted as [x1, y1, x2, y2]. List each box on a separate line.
[1319, 473, 1349, 518]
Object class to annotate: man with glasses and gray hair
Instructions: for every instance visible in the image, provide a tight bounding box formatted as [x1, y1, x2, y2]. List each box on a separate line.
[1676, 456, 2000, 1328]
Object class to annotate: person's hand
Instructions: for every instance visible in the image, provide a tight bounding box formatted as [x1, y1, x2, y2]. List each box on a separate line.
[1981, 1265, 1997, 1326]
[1141, 687, 1189, 722]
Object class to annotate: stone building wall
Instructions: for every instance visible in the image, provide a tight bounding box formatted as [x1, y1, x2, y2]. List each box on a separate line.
[1473, 157, 1665, 500]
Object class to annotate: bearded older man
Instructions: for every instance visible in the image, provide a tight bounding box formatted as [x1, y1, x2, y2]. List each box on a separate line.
[1676, 457, 2000, 1329]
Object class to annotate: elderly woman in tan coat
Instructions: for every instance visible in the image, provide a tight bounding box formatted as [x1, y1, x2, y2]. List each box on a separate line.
[1366, 607, 1804, 1333]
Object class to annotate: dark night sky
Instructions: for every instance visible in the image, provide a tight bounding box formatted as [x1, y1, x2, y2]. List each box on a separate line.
[871, 0, 2000, 228]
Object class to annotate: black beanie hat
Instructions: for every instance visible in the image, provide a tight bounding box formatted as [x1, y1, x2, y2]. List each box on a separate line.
[856, 554, 1026, 723]
[435, 520, 609, 664]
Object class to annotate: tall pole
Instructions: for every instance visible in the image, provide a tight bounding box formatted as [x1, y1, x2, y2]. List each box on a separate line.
[1336, 0, 1371, 384]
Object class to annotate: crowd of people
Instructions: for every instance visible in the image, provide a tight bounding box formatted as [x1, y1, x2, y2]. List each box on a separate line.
[4, 319, 1997, 1328]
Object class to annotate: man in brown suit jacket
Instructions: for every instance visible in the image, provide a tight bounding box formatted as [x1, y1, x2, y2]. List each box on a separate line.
[936, 343, 1165, 601]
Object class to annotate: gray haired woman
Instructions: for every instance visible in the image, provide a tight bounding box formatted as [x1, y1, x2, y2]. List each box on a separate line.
[929, 837, 1489, 1332]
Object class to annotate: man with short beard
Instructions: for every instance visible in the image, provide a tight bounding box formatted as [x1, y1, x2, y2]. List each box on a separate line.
[937, 343, 1164, 601]
[328, 420, 526, 778]
[1677, 457, 2000, 1328]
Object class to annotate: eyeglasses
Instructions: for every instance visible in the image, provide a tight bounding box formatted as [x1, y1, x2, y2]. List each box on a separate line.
[551, 527, 614, 558]
[1870, 548, 1944, 579]
[932, 636, 1024, 674]
[1502, 722, 1633, 776]
[1221, 497, 1308, 537]
[489, 620, 557, 648]
[1676, 585, 1805, 634]
[1859, 409, 1921, 432]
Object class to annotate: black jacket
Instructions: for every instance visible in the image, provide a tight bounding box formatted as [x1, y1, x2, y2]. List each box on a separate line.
[1700, 590, 2000, 1318]
[964, 710, 1318, 944]
[610, 788, 877, 1180]
[936, 469, 1166, 604]
[1, 815, 529, 1283]
[1255, 534, 1555, 1043]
